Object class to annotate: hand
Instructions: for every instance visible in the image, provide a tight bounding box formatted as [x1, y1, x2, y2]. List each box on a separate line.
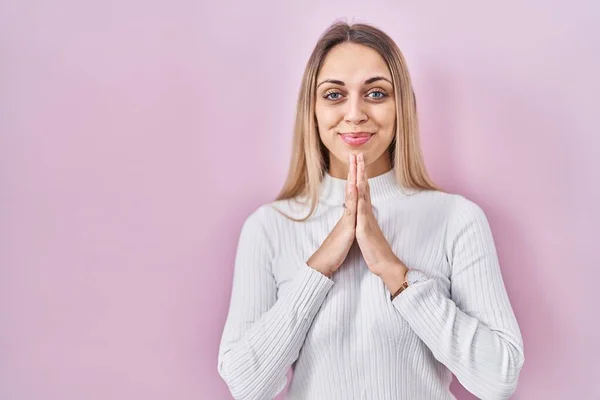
[306, 153, 358, 278]
[354, 153, 408, 289]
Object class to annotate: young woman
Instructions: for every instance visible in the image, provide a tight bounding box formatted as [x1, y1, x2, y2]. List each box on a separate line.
[217, 21, 524, 400]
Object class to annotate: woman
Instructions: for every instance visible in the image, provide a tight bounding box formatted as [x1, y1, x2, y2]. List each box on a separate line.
[217, 21, 524, 400]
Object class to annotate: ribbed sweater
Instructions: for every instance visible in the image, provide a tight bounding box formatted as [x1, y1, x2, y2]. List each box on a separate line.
[217, 168, 524, 400]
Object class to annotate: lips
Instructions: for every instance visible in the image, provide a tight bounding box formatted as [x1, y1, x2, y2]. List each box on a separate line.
[340, 132, 373, 138]
[339, 132, 374, 146]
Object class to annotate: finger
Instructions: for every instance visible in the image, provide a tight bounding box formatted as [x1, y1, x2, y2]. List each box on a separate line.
[358, 191, 366, 216]
[365, 174, 371, 204]
[356, 153, 362, 197]
[346, 153, 353, 184]
[357, 153, 366, 199]
[345, 154, 357, 217]
[347, 153, 357, 200]
[359, 153, 371, 204]
[344, 181, 357, 217]
[349, 153, 357, 187]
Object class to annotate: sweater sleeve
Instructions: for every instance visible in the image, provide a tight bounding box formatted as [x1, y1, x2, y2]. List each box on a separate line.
[392, 197, 525, 400]
[217, 207, 334, 400]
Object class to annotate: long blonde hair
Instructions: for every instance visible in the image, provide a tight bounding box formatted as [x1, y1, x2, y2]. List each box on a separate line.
[275, 21, 444, 222]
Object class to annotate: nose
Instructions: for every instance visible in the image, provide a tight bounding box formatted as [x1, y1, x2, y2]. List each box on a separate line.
[344, 95, 368, 125]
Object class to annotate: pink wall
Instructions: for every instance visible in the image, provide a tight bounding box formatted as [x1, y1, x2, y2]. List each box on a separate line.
[1, 0, 598, 399]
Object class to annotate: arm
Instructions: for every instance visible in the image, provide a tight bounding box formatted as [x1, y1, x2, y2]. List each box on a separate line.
[392, 197, 524, 400]
[217, 207, 334, 400]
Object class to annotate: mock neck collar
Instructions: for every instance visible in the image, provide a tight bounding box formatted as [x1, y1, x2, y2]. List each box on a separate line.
[318, 167, 415, 206]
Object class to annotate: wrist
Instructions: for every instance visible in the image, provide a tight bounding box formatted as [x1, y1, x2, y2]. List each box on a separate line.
[379, 259, 408, 294]
[318, 268, 333, 279]
[306, 259, 333, 279]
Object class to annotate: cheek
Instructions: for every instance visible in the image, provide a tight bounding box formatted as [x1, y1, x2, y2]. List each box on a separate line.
[371, 104, 396, 145]
[315, 112, 329, 130]
[315, 108, 342, 151]
[371, 103, 396, 128]
[315, 103, 341, 128]
[315, 109, 329, 142]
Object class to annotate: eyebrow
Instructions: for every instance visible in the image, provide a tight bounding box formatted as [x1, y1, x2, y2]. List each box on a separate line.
[316, 76, 393, 88]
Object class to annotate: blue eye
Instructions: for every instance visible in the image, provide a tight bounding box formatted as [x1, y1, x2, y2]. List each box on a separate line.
[368, 90, 387, 99]
[325, 92, 342, 100]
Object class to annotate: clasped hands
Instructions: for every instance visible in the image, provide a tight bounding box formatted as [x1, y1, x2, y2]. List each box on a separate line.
[307, 152, 408, 294]
[352, 153, 407, 290]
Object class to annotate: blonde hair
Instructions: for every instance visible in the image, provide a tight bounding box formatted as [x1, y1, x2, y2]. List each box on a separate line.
[275, 21, 445, 222]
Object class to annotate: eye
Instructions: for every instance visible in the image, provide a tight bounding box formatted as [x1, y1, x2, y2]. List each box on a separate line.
[367, 89, 388, 99]
[323, 90, 343, 101]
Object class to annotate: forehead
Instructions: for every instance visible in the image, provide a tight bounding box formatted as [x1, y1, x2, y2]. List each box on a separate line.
[317, 43, 391, 81]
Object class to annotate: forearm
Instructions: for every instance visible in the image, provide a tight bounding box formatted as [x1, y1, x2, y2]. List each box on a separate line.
[218, 265, 333, 399]
[392, 280, 524, 400]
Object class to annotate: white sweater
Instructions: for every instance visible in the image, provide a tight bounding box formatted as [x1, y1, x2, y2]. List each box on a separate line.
[217, 168, 524, 400]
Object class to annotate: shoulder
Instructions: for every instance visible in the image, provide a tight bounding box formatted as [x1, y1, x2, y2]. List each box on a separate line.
[408, 191, 496, 260]
[239, 199, 302, 238]
[446, 193, 489, 227]
[401, 190, 491, 239]
[267, 196, 318, 220]
[238, 198, 311, 258]
[240, 203, 280, 233]
[431, 192, 495, 253]
[408, 189, 487, 219]
[235, 204, 282, 259]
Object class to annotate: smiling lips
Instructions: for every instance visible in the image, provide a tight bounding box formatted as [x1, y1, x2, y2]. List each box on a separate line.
[339, 132, 374, 146]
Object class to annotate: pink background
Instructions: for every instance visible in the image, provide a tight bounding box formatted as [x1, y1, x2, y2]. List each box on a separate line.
[1, 1, 598, 399]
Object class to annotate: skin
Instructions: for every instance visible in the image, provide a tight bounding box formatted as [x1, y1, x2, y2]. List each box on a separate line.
[354, 152, 407, 295]
[308, 42, 409, 295]
[315, 42, 395, 179]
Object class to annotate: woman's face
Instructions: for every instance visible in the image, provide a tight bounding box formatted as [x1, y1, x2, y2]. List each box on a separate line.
[315, 42, 396, 178]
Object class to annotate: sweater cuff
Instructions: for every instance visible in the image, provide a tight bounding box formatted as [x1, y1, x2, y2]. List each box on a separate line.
[284, 263, 334, 319]
[391, 278, 440, 324]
